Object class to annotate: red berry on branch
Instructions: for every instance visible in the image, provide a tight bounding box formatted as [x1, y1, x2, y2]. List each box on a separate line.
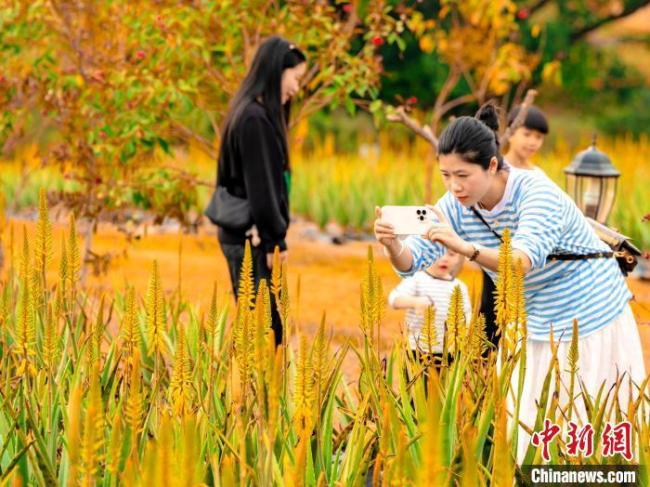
[95, 177, 102, 184]
[372, 36, 384, 47]
[343, 4, 352, 13]
[135, 50, 146, 60]
[517, 8, 529, 20]
[100, 130, 107, 139]
[406, 96, 418, 104]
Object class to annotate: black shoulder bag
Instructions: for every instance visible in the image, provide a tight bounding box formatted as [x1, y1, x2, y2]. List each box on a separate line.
[204, 184, 252, 231]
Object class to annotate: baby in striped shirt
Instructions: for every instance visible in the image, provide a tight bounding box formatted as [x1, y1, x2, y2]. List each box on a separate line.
[388, 249, 472, 355]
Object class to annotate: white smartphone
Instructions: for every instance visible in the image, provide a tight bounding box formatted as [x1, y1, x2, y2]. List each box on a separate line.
[381, 205, 438, 235]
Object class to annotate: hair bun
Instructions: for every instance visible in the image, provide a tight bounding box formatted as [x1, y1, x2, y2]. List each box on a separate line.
[475, 102, 500, 135]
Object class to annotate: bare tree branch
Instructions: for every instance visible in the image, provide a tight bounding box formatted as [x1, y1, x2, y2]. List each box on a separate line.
[570, 0, 650, 41]
[172, 122, 218, 159]
[387, 106, 439, 149]
[437, 94, 476, 118]
[430, 66, 461, 134]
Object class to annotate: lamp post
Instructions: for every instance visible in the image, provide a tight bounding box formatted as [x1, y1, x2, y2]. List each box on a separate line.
[564, 134, 620, 224]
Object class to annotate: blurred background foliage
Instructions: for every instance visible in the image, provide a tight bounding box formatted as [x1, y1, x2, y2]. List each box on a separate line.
[1, 0, 649, 247]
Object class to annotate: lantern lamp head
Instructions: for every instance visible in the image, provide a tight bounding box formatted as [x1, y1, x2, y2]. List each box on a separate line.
[564, 134, 620, 224]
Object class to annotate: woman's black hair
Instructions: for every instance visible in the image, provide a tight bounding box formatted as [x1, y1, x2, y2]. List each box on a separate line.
[507, 105, 549, 134]
[221, 36, 307, 152]
[437, 101, 504, 170]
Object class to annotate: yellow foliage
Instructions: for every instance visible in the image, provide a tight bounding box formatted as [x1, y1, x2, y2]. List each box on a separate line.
[205, 282, 218, 339]
[542, 60, 563, 87]
[14, 230, 36, 378]
[420, 303, 438, 355]
[66, 384, 83, 485]
[79, 365, 105, 485]
[120, 286, 140, 374]
[445, 285, 467, 355]
[492, 398, 514, 485]
[417, 373, 446, 486]
[238, 240, 255, 312]
[34, 188, 53, 282]
[419, 34, 435, 54]
[254, 279, 273, 382]
[310, 313, 330, 409]
[42, 302, 59, 374]
[233, 300, 254, 398]
[169, 324, 193, 417]
[360, 246, 383, 343]
[68, 213, 81, 291]
[146, 260, 166, 357]
[294, 334, 315, 433]
[125, 349, 144, 442]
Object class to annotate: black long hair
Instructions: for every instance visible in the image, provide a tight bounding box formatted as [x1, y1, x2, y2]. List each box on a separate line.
[438, 102, 505, 170]
[221, 36, 306, 154]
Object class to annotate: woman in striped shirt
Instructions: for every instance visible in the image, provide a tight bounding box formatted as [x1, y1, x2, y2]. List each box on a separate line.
[374, 102, 646, 463]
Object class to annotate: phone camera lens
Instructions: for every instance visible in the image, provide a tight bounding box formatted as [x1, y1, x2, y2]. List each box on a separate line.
[416, 209, 422, 215]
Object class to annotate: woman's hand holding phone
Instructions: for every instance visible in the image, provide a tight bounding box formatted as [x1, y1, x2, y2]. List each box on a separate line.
[374, 206, 399, 249]
[423, 206, 473, 256]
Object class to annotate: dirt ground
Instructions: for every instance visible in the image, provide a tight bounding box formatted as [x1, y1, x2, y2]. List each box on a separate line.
[7, 218, 650, 374]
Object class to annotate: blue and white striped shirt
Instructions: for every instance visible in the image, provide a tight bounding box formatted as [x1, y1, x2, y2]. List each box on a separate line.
[399, 167, 631, 341]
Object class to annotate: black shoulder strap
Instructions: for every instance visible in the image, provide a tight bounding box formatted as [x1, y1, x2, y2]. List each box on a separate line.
[471, 207, 503, 242]
[470, 206, 613, 262]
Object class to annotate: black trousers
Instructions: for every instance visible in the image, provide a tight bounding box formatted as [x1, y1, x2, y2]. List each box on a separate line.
[220, 241, 283, 346]
[479, 269, 500, 352]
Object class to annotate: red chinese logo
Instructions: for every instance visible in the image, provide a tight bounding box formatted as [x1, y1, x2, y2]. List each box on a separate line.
[566, 421, 594, 458]
[531, 419, 561, 461]
[531, 420, 633, 461]
[601, 421, 633, 461]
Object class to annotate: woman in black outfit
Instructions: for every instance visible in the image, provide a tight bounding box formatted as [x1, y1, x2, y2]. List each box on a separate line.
[213, 36, 307, 345]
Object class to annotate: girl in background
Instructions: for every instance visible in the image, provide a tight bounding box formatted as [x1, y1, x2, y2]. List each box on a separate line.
[213, 36, 307, 345]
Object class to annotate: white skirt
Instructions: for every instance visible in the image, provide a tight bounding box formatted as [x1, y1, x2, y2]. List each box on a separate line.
[506, 304, 647, 464]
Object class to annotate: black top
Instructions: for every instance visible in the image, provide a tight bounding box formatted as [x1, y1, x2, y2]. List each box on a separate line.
[216, 100, 290, 253]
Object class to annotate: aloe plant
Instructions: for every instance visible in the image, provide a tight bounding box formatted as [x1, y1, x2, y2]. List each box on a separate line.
[0, 186, 647, 486]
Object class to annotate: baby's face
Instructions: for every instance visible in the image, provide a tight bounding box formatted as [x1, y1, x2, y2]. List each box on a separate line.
[428, 250, 464, 278]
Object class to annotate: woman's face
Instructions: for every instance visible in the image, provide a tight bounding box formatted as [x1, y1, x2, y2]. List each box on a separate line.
[438, 153, 497, 207]
[281, 62, 307, 104]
